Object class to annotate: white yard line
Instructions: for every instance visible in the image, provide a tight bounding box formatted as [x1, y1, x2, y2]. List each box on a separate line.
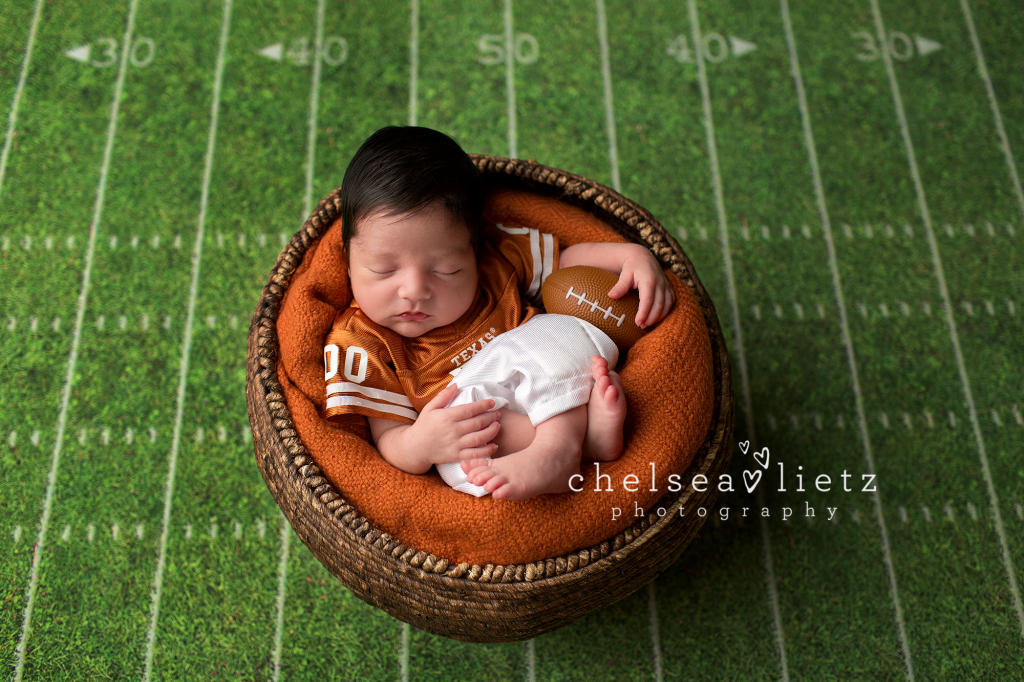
[409, 0, 420, 126]
[272, 518, 291, 682]
[302, 0, 327, 221]
[779, 0, 915, 677]
[401, 622, 410, 682]
[594, 5, 660, 672]
[269, 3, 327, 676]
[869, 0, 1024, 641]
[140, 0, 233, 678]
[399, 6, 419, 677]
[754, 482, 785, 678]
[503, 0, 518, 158]
[647, 582, 663, 682]
[594, 0, 620, 193]
[686, 1, 790, 679]
[0, 0, 44, 201]
[12, 1, 140, 679]
[958, 0, 1024, 228]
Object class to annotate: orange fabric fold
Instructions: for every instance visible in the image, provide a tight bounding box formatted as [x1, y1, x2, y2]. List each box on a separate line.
[275, 187, 714, 566]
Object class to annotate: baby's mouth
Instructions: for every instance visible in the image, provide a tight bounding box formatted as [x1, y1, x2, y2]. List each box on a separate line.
[398, 311, 429, 321]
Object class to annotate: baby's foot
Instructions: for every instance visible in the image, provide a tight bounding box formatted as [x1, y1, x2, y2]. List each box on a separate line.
[583, 355, 626, 461]
[464, 441, 581, 500]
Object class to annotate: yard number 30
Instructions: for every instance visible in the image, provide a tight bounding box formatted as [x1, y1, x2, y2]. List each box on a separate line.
[852, 30, 916, 61]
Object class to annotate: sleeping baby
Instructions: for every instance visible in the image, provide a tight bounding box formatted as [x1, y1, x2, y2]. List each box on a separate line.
[322, 126, 675, 500]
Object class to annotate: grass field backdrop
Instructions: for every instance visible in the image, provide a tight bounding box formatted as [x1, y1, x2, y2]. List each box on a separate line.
[1, 0, 1023, 679]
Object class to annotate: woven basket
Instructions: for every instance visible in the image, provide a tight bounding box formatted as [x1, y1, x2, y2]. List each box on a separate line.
[246, 155, 734, 643]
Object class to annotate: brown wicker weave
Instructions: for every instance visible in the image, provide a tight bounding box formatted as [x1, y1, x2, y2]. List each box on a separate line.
[246, 156, 734, 643]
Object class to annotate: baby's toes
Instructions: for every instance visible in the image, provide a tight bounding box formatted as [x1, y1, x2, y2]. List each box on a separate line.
[485, 475, 512, 496]
[594, 374, 614, 398]
[467, 466, 497, 486]
[608, 370, 625, 393]
[607, 373, 626, 407]
[491, 482, 514, 500]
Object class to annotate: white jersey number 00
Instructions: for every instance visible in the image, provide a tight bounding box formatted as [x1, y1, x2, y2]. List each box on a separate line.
[324, 344, 369, 383]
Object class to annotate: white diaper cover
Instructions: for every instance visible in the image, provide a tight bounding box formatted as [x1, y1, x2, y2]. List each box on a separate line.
[434, 314, 619, 497]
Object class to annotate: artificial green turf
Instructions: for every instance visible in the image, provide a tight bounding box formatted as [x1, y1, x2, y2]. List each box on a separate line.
[417, 0, 509, 158]
[2, 0, 1023, 679]
[0, 1, 38, 133]
[515, 0, 611, 187]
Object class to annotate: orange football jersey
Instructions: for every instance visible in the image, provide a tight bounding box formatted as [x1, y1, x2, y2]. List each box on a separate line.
[323, 222, 559, 425]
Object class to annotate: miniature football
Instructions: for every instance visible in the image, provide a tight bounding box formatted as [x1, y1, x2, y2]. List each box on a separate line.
[542, 265, 646, 353]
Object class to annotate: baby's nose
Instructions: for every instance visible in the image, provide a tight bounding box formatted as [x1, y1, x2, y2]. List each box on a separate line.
[398, 271, 431, 300]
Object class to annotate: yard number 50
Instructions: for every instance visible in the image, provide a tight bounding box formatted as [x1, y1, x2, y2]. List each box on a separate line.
[478, 33, 539, 65]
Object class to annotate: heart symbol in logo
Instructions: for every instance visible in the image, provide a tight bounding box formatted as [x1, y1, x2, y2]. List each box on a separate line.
[739, 441, 750, 455]
[754, 447, 770, 470]
[743, 469, 762, 493]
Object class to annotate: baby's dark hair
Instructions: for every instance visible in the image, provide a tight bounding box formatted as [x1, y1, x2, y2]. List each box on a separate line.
[340, 126, 485, 259]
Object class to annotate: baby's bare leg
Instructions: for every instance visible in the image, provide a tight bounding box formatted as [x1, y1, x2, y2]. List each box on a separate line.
[583, 355, 627, 462]
[460, 407, 535, 475]
[464, 405, 586, 500]
[488, 408, 536, 458]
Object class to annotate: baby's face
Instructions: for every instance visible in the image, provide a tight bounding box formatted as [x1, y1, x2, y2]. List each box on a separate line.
[347, 202, 479, 338]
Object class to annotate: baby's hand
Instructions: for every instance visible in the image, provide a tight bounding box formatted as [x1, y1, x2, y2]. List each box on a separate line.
[410, 383, 501, 467]
[606, 244, 676, 328]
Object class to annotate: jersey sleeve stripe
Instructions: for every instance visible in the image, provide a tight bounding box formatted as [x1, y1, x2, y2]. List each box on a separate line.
[495, 223, 530, 234]
[496, 223, 545, 300]
[524, 228, 542, 299]
[326, 395, 419, 421]
[325, 381, 414, 407]
[540, 231, 555, 288]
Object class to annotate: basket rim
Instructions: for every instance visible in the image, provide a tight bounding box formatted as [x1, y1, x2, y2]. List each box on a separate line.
[247, 155, 734, 590]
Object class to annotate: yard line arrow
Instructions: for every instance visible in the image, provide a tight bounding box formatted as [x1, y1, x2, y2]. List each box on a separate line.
[729, 36, 757, 57]
[914, 36, 942, 56]
[65, 45, 91, 63]
[258, 43, 283, 61]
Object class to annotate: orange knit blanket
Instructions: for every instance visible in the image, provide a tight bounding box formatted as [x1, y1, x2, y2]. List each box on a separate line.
[275, 188, 714, 566]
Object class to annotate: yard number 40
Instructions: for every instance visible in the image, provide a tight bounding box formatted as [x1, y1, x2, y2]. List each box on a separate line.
[477, 34, 540, 65]
[286, 36, 349, 66]
[666, 33, 750, 63]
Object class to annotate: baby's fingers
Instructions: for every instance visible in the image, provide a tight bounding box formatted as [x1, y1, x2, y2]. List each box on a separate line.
[608, 268, 634, 300]
[635, 276, 657, 327]
[455, 409, 501, 437]
[445, 398, 497, 423]
[653, 282, 676, 324]
[458, 442, 498, 465]
[440, 441, 496, 466]
[423, 383, 460, 412]
[648, 287, 671, 327]
[465, 397, 499, 416]
[640, 278, 676, 327]
[662, 285, 676, 320]
[460, 456, 493, 474]
[459, 419, 501, 448]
